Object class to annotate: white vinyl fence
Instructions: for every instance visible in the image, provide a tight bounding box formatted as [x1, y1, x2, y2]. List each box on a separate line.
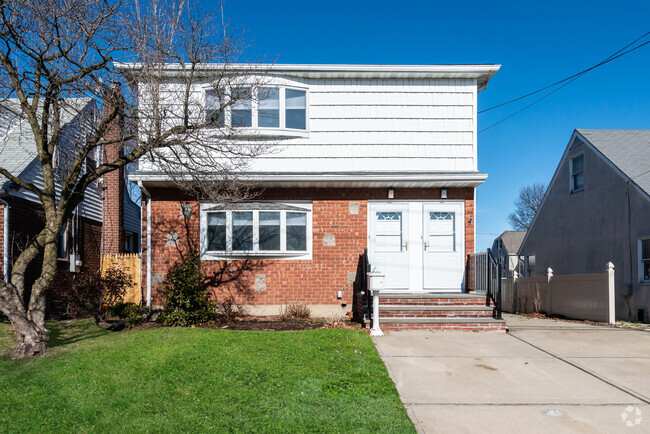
[501, 262, 615, 324]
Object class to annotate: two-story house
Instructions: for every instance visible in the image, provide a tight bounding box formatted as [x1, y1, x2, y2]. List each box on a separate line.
[126, 63, 504, 330]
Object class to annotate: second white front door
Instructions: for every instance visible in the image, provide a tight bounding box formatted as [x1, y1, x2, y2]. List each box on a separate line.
[368, 201, 465, 292]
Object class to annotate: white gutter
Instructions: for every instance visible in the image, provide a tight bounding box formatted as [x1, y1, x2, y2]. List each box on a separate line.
[138, 181, 152, 307]
[0, 198, 8, 283]
[129, 172, 489, 188]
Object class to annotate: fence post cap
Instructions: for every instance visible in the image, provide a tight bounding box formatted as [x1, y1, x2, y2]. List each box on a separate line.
[513, 270, 519, 278]
[606, 262, 615, 271]
[546, 267, 553, 276]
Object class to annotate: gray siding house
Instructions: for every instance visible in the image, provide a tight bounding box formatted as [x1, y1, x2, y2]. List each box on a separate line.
[492, 230, 526, 277]
[519, 130, 650, 322]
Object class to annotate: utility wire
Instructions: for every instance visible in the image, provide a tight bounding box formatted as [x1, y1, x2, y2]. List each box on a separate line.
[478, 39, 650, 134]
[479, 31, 650, 114]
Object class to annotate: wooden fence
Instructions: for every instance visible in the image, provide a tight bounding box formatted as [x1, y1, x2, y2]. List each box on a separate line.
[101, 253, 142, 304]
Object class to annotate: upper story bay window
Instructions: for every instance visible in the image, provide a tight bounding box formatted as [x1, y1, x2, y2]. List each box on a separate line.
[205, 85, 308, 133]
[200, 202, 312, 260]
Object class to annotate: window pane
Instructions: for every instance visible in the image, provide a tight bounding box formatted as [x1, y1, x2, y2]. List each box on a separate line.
[572, 155, 584, 173]
[285, 89, 306, 130]
[232, 211, 253, 251]
[375, 212, 402, 252]
[429, 235, 455, 252]
[258, 88, 279, 128]
[644, 260, 650, 282]
[259, 211, 281, 251]
[286, 212, 307, 251]
[207, 212, 226, 251]
[231, 88, 252, 127]
[205, 89, 225, 126]
[642, 239, 650, 260]
[428, 212, 455, 251]
[573, 173, 584, 190]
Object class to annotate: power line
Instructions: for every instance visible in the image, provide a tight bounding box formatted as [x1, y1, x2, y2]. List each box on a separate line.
[478, 39, 650, 134]
[479, 31, 650, 114]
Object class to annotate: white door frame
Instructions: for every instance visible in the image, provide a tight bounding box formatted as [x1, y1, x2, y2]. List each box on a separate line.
[368, 200, 465, 292]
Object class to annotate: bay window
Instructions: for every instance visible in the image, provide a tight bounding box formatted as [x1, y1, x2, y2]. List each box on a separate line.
[201, 203, 312, 259]
[206, 85, 307, 132]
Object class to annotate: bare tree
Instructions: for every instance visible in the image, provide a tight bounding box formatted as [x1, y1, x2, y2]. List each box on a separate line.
[507, 183, 546, 231]
[0, 0, 271, 359]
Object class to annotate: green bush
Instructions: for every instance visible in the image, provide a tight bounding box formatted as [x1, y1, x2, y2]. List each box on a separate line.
[107, 302, 145, 320]
[159, 253, 215, 326]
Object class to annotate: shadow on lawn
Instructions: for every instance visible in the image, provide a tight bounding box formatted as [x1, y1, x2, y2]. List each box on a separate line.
[46, 320, 108, 350]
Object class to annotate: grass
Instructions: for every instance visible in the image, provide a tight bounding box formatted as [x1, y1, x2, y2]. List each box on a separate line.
[0, 320, 414, 433]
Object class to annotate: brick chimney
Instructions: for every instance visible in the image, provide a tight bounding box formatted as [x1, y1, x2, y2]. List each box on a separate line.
[101, 86, 125, 254]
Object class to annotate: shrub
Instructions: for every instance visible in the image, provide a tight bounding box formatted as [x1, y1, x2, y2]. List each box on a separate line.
[55, 267, 133, 322]
[107, 302, 145, 319]
[280, 302, 312, 321]
[159, 253, 215, 326]
[217, 296, 245, 322]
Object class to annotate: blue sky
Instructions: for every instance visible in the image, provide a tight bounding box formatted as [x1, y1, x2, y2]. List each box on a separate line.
[213, 0, 650, 250]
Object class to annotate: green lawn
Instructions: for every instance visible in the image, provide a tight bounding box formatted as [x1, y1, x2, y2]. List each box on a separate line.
[0, 320, 414, 433]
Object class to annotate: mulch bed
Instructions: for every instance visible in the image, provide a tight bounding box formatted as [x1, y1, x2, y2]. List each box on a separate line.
[106, 315, 364, 333]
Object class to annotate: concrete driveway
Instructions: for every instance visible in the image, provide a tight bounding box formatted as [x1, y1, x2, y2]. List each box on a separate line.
[373, 314, 650, 433]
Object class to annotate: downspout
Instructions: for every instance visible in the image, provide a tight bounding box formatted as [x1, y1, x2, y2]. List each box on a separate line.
[0, 197, 9, 283]
[138, 181, 152, 307]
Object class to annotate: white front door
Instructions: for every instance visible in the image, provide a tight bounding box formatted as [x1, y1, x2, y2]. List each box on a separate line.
[368, 203, 409, 290]
[422, 202, 465, 291]
[368, 201, 465, 292]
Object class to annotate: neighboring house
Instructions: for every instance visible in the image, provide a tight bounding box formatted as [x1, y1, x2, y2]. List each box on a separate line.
[126, 63, 505, 330]
[491, 230, 526, 277]
[0, 98, 140, 310]
[519, 129, 650, 322]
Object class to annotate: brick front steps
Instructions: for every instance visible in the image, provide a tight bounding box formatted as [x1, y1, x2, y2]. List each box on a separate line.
[366, 292, 506, 332]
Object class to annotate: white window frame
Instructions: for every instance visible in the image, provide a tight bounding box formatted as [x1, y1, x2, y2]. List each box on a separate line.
[200, 202, 313, 260]
[640, 237, 650, 284]
[203, 84, 309, 137]
[569, 153, 584, 193]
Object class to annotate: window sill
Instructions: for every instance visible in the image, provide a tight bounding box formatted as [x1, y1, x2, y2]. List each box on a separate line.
[201, 251, 312, 261]
[220, 127, 309, 139]
[570, 188, 584, 195]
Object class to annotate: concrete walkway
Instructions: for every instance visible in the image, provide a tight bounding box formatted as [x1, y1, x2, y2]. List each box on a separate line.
[373, 314, 650, 433]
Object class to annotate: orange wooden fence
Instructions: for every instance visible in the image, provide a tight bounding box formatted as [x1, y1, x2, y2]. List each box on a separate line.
[101, 253, 142, 304]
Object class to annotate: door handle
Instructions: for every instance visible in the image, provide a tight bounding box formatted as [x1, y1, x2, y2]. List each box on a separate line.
[424, 242, 428, 251]
[403, 241, 408, 251]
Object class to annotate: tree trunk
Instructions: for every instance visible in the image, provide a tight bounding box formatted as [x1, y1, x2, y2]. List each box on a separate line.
[0, 226, 57, 359]
[8, 310, 48, 360]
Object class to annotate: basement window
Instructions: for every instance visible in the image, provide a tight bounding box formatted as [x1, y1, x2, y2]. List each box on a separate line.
[200, 202, 312, 260]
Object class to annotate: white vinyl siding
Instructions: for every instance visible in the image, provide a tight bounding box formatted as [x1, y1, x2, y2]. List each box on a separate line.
[248, 78, 477, 173]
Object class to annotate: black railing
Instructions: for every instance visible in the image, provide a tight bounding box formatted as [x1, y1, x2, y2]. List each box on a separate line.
[353, 248, 371, 324]
[486, 248, 502, 319]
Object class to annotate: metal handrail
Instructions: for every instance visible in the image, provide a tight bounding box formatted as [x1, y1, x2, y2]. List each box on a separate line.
[486, 248, 502, 320]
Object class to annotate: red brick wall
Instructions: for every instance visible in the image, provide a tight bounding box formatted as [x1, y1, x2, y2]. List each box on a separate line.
[101, 88, 125, 254]
[143, 187, 476, 307]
